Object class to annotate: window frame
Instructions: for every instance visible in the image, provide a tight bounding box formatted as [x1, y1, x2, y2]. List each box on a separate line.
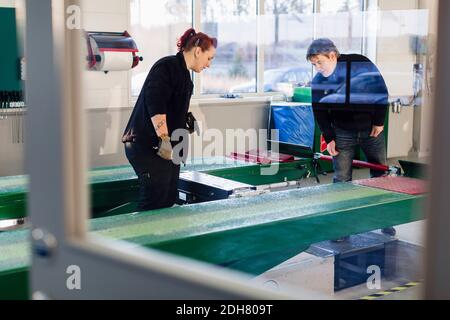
[130, 0, 371, 101]
[27, 0, 450, 300]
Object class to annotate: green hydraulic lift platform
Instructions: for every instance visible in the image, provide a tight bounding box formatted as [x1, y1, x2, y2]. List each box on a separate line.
[0, 157, 313, 221]
[0, 180, 425, 300]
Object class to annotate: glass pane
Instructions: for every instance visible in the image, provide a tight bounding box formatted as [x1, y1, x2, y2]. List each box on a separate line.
[201, 0, 258, 94]
[1, 0, 442, 301]
[317, 0, 363, 54]
[262, 0, 314, 92]
[306, 5, 431, 300]
[75, 1, 435, 301]
[130, 0, 192, 97]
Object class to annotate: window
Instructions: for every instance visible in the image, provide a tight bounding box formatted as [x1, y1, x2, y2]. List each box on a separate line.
[201, 0, 258, 94]
[129, 0, 368, 97]
[130, 0, 192, 97]
[260, 0, 314, 92]
[316, 0, 365, 54]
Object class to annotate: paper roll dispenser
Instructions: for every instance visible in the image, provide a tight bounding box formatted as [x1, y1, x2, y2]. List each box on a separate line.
[86, 31, 143, 72]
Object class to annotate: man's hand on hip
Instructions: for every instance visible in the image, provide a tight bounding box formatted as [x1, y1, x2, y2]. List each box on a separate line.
[327, 140, 340, 157]
[370, 125, 384, 138]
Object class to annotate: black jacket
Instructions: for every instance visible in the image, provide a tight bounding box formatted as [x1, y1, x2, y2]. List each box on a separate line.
[311, 54, 389, 143]
[122, 52, 193, 150]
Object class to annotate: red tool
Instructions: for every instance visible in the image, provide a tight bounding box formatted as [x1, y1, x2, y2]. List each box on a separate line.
[228, 149, 295, 164]
[315, 153, 401, 175]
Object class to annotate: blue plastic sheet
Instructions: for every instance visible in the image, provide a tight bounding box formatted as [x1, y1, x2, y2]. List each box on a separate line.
[270, 103, 315, 149]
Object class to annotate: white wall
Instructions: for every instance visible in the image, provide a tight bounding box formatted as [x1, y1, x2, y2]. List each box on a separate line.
[376, 0, 436, 159]
[0, 113, 25, 176]
[416, 0, 437, 158]
[188, 100, 271, 160]
[377, 0, 418, 159]
[79, 0, 132, 168]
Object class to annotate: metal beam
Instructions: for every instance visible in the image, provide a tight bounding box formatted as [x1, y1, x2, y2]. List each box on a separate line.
[425, 0, 450, 300]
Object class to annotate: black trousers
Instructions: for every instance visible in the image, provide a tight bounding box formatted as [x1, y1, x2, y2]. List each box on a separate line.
[124, 142, 180, 211]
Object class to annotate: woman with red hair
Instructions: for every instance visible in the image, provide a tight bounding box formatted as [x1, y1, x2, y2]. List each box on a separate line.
[122, 28, 217, 211]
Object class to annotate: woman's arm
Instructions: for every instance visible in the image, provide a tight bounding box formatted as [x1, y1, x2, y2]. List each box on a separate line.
[151, 114, 169, 138]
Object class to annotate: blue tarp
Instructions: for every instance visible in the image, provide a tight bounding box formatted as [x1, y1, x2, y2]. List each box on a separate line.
[270, 103, 315, 149]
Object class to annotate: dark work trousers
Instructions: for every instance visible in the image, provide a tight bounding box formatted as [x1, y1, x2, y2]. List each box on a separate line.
[124, 142, 181, 211]
[333, 128, 386, 183]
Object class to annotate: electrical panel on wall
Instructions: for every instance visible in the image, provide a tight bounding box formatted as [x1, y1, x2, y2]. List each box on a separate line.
[0, 7, 26, 146]
[0, 7, 22, 91]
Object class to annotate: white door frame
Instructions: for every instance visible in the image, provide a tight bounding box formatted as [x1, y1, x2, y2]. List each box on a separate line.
[425, 0, 450, 299]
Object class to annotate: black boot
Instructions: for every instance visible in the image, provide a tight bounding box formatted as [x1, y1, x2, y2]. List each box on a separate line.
[381, 227, 396, 236]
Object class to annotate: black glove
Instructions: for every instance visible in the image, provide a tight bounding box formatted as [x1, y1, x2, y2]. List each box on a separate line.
[157, 135, 173, 160]
[186, 112, 200, 135]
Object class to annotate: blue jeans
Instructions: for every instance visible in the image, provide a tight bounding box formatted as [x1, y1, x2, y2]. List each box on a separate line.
[333, 128, 386, 183]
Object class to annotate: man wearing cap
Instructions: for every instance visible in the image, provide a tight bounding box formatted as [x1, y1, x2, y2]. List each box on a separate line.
[307, 38, 395, 238]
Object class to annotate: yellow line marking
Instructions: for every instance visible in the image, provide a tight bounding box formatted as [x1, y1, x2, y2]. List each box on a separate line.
[391, 287, 408, 291]
[358, 281, 422, 300]
[360, 296, 378, 300]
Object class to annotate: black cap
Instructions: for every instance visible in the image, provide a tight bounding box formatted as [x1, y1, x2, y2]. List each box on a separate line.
[306, 38, 340, 60]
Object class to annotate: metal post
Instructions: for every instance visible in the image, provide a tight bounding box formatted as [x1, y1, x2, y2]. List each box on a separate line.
[425, 0, 450, 299]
